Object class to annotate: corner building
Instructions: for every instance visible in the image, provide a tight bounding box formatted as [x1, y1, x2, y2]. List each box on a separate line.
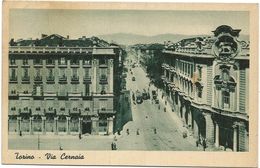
[161, 25, 249, 151]
[8, 34, 121, 136]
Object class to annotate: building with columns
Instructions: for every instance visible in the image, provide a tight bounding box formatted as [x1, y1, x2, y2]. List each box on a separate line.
[161, 25, 249, 151]
[8, 34, 122, 136]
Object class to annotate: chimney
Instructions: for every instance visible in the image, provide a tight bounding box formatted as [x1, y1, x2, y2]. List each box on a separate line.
[41, 34, 48, 39]
[67, 35, 69, 39]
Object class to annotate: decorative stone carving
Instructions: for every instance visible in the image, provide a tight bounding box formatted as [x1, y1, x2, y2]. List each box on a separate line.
[212, 25, 242, 62]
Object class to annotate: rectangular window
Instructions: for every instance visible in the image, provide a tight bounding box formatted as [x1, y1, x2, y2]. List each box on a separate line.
[100, 69, 107, 78]
[46, 59, 54, 65]
[85, 69, 90, 77]
[23, 59, 28, 65]
[71, 59, 79, 65]
[223, 91, 230, 108]
[99, 58, 107, 65]
[34, 58, 42, 65]
[72, 68, 77, 77]
[11, 69, 16, 78]
[85, 84, 90, 96]
[10, 59, 16, 65]
[100, 84, 107, 94]
[24, 68, 29, 77]
[99, 100, 107, 111]
[198, 87, 202, 98]
[60, 57, 66, 65]
[60, 69, 66, 77]
[36, 68, 41, 76]
[49, 69, 53, 76]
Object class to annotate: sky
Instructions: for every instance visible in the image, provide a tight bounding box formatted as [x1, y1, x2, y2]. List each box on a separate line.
[9, 9, 249, 40]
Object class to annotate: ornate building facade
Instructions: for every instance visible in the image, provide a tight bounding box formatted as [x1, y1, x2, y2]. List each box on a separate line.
[161, 25, 249, 151]
[8, 34, 121, 136]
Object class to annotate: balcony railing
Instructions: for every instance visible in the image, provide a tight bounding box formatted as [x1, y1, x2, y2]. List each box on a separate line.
[99, 63, 108, 68]
[58, 62, 67, 68]
[70, 61, 80, 68]
[9, 63, 18, 68]
[83, 61, 92, 68]
[21, 76, 30, 84]
[98, 108, 115, 114]
[46, 76, 55, 84]
[99, 76, 108, 84]
[46, 61, 55, 67]
[9, 46, 96, 54]
[59, 76, 67, 84]
[67, 92, 82, 97]
[83, 76, 91, 84]
[34, 61, 43, 67]
[71, 76, 79, 84]
[9, 76, 18, 83]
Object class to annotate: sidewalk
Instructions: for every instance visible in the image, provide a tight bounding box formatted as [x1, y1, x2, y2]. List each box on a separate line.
[151, 86, 223, 152]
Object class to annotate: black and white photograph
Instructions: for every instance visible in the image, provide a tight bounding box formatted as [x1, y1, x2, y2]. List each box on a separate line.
[2, 2, 258, 167]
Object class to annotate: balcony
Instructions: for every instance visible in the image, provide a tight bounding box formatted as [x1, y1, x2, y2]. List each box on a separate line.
[9, 63, 18, 68]
[58, 62, 67, 68]
[71, 76, 79, 84]
[9, 76, 18, 83]
[98, 108, 115, 114]
[34, 61, 43, 68]
[70, 61, 80, 68]
[46, 76, 55, 84]
[19, 107, 31, 114]
[46, 61, 55, 68]
[34, 76, 43, 84]
[59, 76, 67, 84]
[21, 76, 30, 84]
[9, 46, 96, 54]
[99, 76, 108, 84]
[67, 92, 82, 97]
[83, 62, 92, 68]
[99, 63, 108, 68]
[18, 91, 32, 97]
[43, 92, 57, 97]
[45, 107, 55, 114]
[83, 76, 91, 84]
[21, 63, 30, 68]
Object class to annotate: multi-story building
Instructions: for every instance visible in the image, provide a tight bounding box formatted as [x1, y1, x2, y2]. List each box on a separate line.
[8, 34, 122, 136]
[161, 25, 249, 151]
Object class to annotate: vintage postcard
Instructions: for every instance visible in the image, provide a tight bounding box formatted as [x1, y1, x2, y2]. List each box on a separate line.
[2, 2, 258, 167]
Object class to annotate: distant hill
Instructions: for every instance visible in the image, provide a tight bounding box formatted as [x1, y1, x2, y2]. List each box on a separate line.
[97, 33, 249, 46]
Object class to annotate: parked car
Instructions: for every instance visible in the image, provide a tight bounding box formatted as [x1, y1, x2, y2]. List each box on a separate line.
[132, 76, 136, 81]
[136, 91, 143, 104]
[142, 89, 150, 100]
[122, 73, 127, 78]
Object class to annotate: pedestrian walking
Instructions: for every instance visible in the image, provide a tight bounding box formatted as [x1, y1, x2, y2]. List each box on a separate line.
[158, 105, 160, 110]
[154, 128, 157, 134]
[126, 129, 129, 135]
[136, 129, 140, 135]
[164, 107, 166, 112]
[202, 138, 207, 151]
[117, 129, 121, 135]
[79, 133, 82, 139]
[19, 131, 22, 137]
[196, 139, 199, 147]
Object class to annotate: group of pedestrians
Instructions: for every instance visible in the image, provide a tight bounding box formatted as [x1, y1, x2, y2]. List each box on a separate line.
[196, 136, 207, 151]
